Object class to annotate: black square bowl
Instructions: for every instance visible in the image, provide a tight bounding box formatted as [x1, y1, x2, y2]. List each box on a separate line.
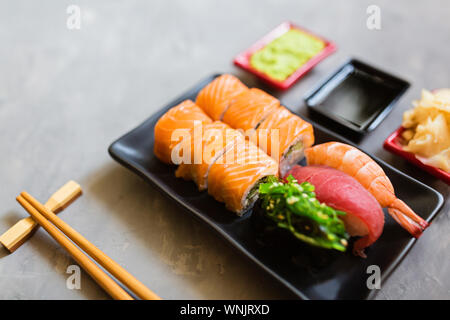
[304, 58, 410, 134]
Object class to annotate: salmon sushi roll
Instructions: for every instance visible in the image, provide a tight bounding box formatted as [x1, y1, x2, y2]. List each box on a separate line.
[222, 88, 280, 131]
[154, 100, 212, 164]
[196, 74, 248, 121]
[207, 136, 279, 215]
[175, 122, 243, 190]
[251, 107, 314, 176]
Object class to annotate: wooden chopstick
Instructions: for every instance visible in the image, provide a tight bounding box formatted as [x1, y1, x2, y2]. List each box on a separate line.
[18, 191, 161, 300]
[17, 191, 161, 300]
[20, 191, 161, 300]
[19, 191, 161, 300]
[1, 181, 82, 253]
[16, 194, 133, 300]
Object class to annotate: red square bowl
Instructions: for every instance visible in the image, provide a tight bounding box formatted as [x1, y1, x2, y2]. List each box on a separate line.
[233, 21, 336, 90]
[384, 126, 450, 184]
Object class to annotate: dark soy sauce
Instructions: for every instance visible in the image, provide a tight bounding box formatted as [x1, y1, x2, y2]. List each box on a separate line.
[305, 60, 410, 134]
[311, 66, 398, 129]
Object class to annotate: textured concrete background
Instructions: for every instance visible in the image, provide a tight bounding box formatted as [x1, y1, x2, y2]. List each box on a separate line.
[0, 0, 448, 299]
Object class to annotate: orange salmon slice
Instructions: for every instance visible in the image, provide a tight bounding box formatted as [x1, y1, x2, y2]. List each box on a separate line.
[196, 74, 248, 121]
[222, 88, 280, 131]
[207, 137, 278, 215]
[154, 100, 212, 164]
[252, 107, 314, 175]
[175, 122, 243, 190]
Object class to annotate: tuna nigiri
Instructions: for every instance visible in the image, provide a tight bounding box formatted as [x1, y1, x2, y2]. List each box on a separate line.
[208, 136, 279, 215]
[251, 107, 314, 176]
[305, 142, 429, 237]
[196, 74, 248, 121]
[286, 165, 384, 257]
[175, 122, 243, 190]
[222, 88, 280, 130]
[154, 100, 212, 164]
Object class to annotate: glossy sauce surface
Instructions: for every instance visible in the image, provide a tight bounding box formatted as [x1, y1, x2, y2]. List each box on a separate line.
[310, 66, 400, 129]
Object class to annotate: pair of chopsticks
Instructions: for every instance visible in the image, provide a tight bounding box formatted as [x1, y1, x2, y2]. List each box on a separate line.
[17, 191, 161, 300]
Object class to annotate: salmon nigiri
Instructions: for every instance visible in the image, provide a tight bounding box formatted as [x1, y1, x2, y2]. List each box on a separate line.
[175, 122, 243, 190]
[208, 136, 279, 215]
[154, 100, 212, 164]
[305, 142, 429, 237]
[222, 88, 280, 130]
[196, 74, 248, 121]
[251, 107, 314, 176]
[286, 165, 384, 257]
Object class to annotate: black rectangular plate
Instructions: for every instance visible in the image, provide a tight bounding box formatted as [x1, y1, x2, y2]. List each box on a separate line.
[304, 58, 410, 134]
[108, 74, 443, 300]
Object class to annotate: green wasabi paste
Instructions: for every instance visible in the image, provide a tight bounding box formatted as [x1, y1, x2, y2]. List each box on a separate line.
[250, 29, 325, 81]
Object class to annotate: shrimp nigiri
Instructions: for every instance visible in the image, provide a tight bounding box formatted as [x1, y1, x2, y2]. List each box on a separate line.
[305, 142, 429, 237]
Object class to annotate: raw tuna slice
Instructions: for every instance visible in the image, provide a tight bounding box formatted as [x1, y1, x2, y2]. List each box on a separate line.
[286, 165, 384, 257]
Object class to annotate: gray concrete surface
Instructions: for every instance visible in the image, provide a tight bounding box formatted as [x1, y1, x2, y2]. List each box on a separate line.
[0, 0, 448, 299]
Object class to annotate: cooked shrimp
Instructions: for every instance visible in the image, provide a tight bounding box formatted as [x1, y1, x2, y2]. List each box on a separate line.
[304, 142, 429, 237]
